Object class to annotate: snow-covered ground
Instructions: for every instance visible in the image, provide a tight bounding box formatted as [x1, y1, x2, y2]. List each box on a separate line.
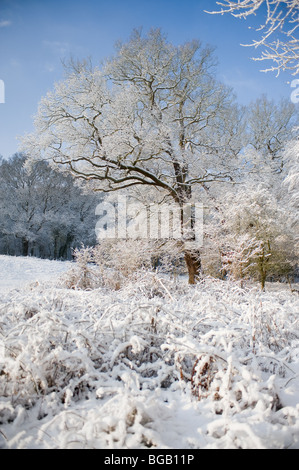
[0, 255, 298, 449]
[0, 255, 72, 294]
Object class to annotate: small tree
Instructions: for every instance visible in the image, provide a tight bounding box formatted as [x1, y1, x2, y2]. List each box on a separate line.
[219, 180, 297, 289]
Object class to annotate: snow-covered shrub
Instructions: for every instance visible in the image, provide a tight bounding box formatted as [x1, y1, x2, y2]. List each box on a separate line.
[63, 246, 100, 290]
[93, 239, 153, 290]
[63, 239, 186, 291]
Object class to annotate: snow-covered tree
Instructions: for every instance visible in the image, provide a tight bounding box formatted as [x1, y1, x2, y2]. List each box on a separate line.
[282, 133, 299, 257]
[246, 95, 298, 172]
[21, 29, 245, 283]
[283, 133, 299, 207]
[0, 154, 98, 258]
[202, 166, 298, 289]
[227, 183, 296, 288]
[207, 0, 299, 75]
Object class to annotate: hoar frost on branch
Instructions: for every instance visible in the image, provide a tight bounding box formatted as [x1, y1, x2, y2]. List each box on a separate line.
[207, 0, 299, 75]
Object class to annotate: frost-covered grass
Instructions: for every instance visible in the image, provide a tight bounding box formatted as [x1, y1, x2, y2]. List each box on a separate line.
[0, 256, 299, 449]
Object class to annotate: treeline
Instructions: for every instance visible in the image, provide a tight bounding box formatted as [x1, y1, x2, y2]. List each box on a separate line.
[0, 153, 100, 260]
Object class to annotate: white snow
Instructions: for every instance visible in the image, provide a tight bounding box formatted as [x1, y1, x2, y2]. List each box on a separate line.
[0, 255, 298, 449]
[0, 255, 72, 294]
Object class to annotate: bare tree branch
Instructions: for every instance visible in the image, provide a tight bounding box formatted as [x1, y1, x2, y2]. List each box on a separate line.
[206, 0, 299, 75]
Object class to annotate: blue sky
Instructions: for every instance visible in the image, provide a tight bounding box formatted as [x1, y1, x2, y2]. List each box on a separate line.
[0, 0, 296, 159]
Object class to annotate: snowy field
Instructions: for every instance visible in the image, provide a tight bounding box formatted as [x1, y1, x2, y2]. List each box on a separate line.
[0, 255, 72, 294]
[0, 255, 299, 449]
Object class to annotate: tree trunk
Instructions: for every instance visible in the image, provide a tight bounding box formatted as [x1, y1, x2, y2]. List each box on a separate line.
[258, 241, 270, 291]
[22, 238, 29, 257]
[177, 199, 202, 285]
[59, 233, 74, 259]
[184, 249, 201, 285]
[260, 270, 266, 291]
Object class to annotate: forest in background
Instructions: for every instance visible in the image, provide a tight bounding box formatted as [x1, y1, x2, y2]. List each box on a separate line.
[0, 153, 100, 260]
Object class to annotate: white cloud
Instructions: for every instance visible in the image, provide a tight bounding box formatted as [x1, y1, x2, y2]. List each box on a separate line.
[10, 58, 21, 68]
[44, 62, 55, 73]
[43, 40, 70, 56]
[0, 20, 12, 28]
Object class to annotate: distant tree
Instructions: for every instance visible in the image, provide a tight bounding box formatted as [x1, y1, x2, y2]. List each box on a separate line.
[207, 0, 299, 75]
[283, 133, 299, 257]
[21, 29, 245, 283]
[246, 95, 298, 173]
[0, 154, 98, 258]
[283, 132, 299, 207]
